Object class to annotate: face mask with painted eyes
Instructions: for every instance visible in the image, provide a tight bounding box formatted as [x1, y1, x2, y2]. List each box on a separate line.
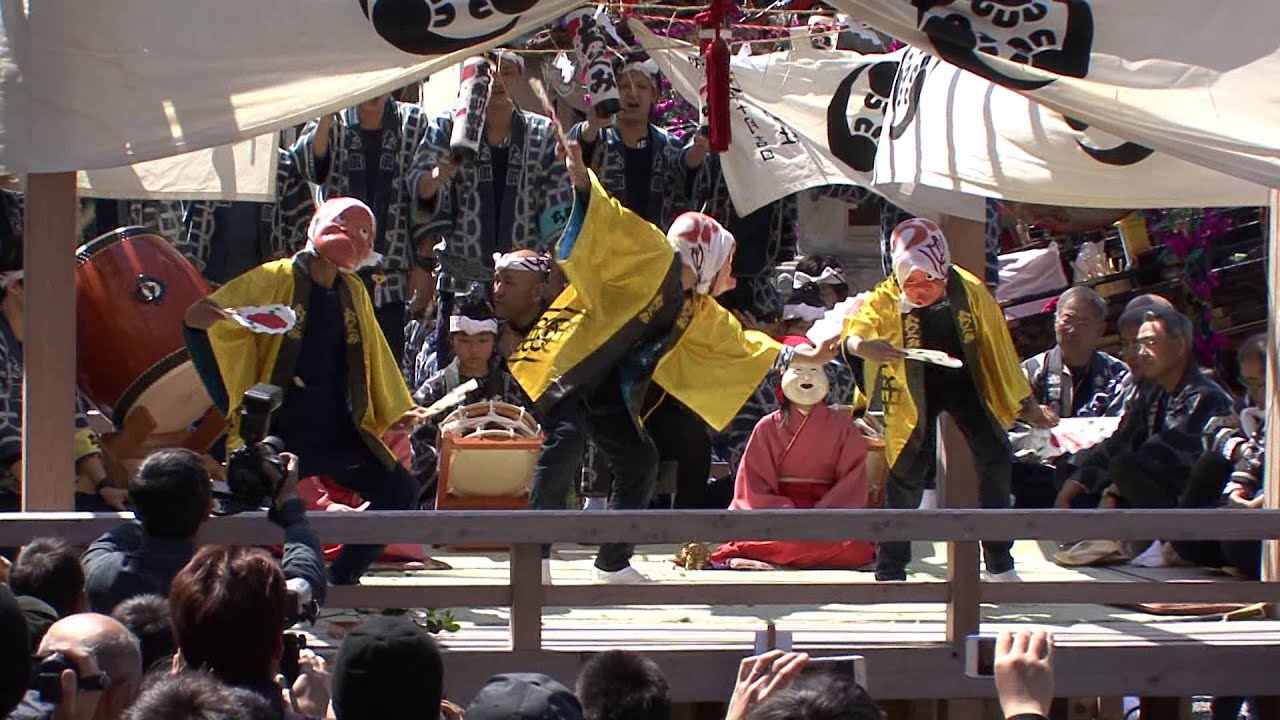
[313, 207, 375, 271]
[781, 359, 829, 408]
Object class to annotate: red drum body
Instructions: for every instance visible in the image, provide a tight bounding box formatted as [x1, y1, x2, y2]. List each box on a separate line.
[76, 227, 213, 433]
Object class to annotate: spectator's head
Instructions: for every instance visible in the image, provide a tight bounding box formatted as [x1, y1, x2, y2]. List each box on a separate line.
[1054, 286, 1108, 364]
[36, 613, 143, 720]
[576, 650, 671, 720]
[493, 250, 551, 328]
[331, 616, 445, 720]
[667, 212, 737, 297]
[793, 255, 848, 310]
[890, 218, 950, 309]
[781, 286, 826, 337]
[490, 50, 525, 111]
[1118, 293, 1174, 372]
[744, 672, 882, 720]
[122, 670, 276, 720]
[129, 449, 212, 540]
[110, 595, 175, 674]
[614, 56, 659, 122]
[10, 537, 88, 618]
[0, 269, 21, 319]
[1133, 306, 1194, 388]
[466, 673, 582, 720]
[448, 299, 499, 376]
[1237, 333, 1266, 407]
[169, 546, 287, 689]
[0, 583, 31, 717]
[358, 93, 391, 119]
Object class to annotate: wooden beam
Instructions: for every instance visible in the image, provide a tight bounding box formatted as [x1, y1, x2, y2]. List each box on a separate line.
[509, 543, 542, 651]
[21, 173, 78, 511]
[1265, 188, 1279, 614]
[4, 509, 1280, 546]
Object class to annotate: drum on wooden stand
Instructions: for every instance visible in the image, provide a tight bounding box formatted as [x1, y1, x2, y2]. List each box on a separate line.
[76, 226, 216, 437]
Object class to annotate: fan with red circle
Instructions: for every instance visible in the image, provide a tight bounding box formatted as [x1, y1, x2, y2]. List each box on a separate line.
[225, 304, 298, 335]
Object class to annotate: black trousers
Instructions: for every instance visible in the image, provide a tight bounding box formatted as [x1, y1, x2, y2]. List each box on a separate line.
[1168, 452, 1262, 580]
[878, 383, 1015, 579]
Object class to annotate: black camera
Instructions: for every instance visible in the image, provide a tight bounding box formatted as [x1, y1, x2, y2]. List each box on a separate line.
[280, 633, 307, 686]
[220, 384, 289, 514]
[32, 652, 110, 704]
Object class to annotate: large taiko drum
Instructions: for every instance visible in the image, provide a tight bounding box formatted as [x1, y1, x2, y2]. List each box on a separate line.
[76, 226, 214, 433]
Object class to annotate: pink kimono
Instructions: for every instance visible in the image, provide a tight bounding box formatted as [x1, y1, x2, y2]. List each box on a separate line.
[712, 403, 875, 569]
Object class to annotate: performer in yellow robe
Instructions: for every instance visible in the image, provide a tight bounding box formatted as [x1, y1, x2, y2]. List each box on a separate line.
[841, 217, 1053, 582]
[508, 143, 834, 583]
[184, 198, 430, 585]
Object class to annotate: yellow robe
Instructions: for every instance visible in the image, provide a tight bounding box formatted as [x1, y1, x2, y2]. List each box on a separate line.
[190, 257, 412, 461]
[842, 267, 1030, 469]
[508, 171, 780, 431]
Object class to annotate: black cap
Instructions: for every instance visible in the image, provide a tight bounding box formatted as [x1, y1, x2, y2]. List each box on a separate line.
[466, 673, 583, 720]
[330, 616, 444, 720]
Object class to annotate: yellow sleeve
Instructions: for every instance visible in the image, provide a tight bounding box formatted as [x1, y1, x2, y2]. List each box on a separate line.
[843, 278, 899, 342]
[74, 428, 100, 462]
[555, 170, 674, 312]
[347, 275, 415, 435]
[962, 268, 1032, 427]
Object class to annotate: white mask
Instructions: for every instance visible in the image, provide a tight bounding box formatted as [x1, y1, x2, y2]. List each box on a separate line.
[781, 359, 829, 409]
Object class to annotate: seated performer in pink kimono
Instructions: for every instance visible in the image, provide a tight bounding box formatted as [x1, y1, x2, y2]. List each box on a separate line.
[712, 339, 875, 570]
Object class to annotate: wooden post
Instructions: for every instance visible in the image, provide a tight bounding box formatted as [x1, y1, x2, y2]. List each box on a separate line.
[940, 214, 986, 720]
[21, 173, 78, 511]
[1265, 189, 1279, 607]
[509, 543, 543, 651]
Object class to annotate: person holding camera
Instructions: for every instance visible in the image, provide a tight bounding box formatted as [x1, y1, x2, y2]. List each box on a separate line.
[11, 613, 142, 720]
[184, 198, 433, 586]
[81, 448, 326, 618]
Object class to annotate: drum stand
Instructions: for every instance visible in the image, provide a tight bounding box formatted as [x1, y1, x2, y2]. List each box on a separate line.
[99, 405, 227, 485]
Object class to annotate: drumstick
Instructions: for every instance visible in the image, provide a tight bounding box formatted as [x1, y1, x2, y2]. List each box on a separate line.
[528, 76, 570, 151]
[421, 378, 481, 419]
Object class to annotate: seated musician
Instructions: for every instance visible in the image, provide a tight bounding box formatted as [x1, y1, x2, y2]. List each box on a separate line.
[183, 198, 432, 586]
[0, 230, 123, 516]
[712, 338, 874, 570]
[1012, 286, 1128, 508]
[410, 298, 523, 505]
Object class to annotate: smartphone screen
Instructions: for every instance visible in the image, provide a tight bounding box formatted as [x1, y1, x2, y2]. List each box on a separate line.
[966, 635, 997, 678]
[802, 654, 868, 688]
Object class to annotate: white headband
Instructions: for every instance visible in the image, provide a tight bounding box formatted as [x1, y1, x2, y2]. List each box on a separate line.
[782, 303, 827, 322]
[0, 271, 22, 290]
[494, 50, 525, 71]
[792, 266, 846, 289]
[620, 59, 660, 85]
[449, 316, 499, 335]
[493, 252, 551, 274]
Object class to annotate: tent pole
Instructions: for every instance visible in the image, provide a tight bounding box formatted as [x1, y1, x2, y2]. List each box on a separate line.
[21, 172, 77, 511]
[1265, 189, 1279, 610]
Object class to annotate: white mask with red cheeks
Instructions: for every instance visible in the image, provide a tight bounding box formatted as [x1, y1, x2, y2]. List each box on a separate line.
[890, 217, 951, 310]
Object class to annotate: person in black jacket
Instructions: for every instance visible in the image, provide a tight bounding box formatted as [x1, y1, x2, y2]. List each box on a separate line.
[81, 448, 325, 615]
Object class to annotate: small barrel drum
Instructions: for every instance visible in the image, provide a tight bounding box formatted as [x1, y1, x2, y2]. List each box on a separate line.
[438, 400, 542, 506]
[76, 226, 213, 433]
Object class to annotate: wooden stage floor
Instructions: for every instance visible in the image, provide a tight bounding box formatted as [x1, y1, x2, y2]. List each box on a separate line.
[311, 539, 1264, 645]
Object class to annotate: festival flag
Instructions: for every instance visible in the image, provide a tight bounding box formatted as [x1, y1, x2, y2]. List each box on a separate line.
[76, 134, 280, 203]
[633, 21, 985, 220]
[0, 0, 581, 173]
[822, 0, 1280, 186]
[875, 47, 1272, 209]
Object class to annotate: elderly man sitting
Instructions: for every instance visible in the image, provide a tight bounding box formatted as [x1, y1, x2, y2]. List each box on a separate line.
[1054, 306, 1234, 566]
[1012, 286, 1129, 508]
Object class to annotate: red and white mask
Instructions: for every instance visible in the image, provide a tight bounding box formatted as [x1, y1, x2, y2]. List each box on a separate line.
[890, 217, 950, 310]
[306, 197, 380, 272]
[666, 212, 736, 296]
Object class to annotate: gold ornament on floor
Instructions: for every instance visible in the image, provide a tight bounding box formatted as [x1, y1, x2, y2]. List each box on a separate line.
[674, 541, 712, 570]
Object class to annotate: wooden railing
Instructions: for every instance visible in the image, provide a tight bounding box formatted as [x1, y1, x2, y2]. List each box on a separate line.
[3, 508, 1278, 651]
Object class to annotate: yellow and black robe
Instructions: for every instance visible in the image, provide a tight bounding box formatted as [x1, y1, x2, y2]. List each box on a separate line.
[184, 254, 413, 465]
[842, 266, 1030, 472]
[508, 171, 781, 432]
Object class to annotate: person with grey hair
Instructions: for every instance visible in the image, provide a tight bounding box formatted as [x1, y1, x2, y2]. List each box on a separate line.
[10, 613, 143, 720]
[1055, 307, 1234, 556]
[1013, 287, 1129, 508]
[122, 671, 277, 720]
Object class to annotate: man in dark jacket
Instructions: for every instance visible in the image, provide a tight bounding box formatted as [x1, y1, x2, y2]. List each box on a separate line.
[81, 448, 325, 614]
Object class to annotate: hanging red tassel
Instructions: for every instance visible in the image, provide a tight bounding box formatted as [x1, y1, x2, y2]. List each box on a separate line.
[695, 0, 735, 152]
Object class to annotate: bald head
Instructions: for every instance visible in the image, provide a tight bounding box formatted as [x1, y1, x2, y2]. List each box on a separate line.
[40, 613, 142, 699]
[493, 249, 551, 327]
